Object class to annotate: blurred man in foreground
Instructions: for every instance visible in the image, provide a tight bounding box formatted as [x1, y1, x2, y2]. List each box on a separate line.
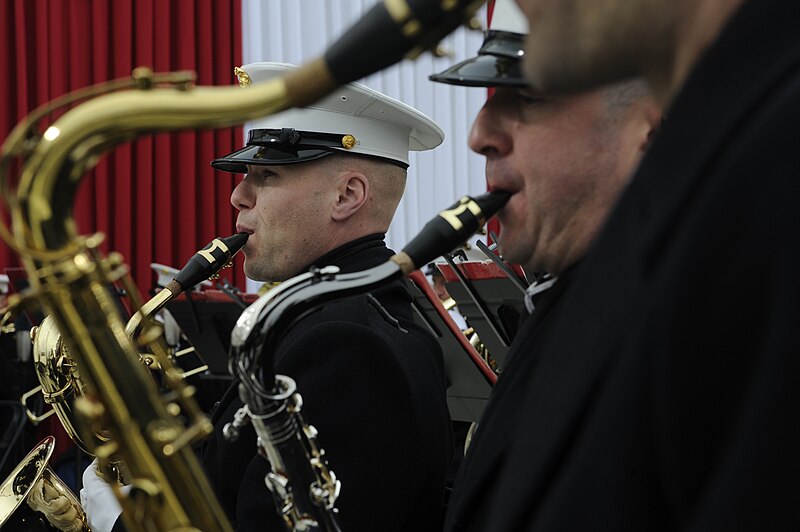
[470, 0, 800, 529]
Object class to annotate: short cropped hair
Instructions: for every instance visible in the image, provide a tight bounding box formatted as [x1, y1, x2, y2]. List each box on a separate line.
[325, 152, 408, 228]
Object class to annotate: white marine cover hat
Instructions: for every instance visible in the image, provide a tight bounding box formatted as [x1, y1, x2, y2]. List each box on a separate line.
[212, 62, 444, 172]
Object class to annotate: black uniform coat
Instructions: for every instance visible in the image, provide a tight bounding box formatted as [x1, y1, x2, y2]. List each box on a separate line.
[202, 235, 453, 531]
[446, 0, 800, 530]
[444, 267, 578, 531]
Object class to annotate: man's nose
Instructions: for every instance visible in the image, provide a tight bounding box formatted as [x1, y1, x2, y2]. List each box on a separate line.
[469, 99, 512, 157]
[230, 179, 254, 210]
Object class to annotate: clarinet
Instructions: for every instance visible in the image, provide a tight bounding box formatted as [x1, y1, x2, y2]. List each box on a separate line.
[223, 190, 510, 531]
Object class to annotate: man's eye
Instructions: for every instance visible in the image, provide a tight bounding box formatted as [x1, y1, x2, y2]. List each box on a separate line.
[518, 92, 544, 105]
[248, 170, 275, 185]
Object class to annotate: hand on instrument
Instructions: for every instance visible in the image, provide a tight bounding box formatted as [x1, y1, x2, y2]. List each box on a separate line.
[27, 476, 84, 532]
[79, 458, 130, 532]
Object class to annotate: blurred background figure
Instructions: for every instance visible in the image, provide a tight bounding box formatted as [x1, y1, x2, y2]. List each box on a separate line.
[430, 0, 661, 529]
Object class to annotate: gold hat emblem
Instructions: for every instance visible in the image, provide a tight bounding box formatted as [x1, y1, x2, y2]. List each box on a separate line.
[341, 135, 357, 150]
[234, 66, 251, 87]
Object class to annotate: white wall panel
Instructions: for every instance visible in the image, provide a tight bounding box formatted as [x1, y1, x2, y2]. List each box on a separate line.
[241, 0, 488, 266]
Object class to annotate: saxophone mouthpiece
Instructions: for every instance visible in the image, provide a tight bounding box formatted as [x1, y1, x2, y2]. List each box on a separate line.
[395, 189, 511, 274]
[284, 0, 486, 112]
[172, 232, 249, 292]
[324, 0, 486, 86]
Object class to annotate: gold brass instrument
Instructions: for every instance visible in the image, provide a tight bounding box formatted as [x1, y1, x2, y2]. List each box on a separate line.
[440, 296, 497, 371]
[226, 191, 509, 530]
[0, 436, 90, 531]
[25, 315, 92, 452]
[19, 233, 248, 456]
[0, 0, 485, 529]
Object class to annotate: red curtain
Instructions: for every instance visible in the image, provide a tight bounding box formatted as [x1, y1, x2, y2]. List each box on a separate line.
[0, 0, 246, 295]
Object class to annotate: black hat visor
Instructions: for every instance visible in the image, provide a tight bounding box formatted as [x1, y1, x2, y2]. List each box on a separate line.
[429, 30, 527, 88]
[211, 128, 349, 174]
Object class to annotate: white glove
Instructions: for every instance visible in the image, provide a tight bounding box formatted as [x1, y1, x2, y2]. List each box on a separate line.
[79, 458, 130, 532]
[27, 476, 84, 532]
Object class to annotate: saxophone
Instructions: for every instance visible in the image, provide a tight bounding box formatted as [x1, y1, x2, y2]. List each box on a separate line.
[21, 232, 248, 458]
[1, 73, 243, 529]
[225, 191, 510, 530]
[0, 0, 485, 529]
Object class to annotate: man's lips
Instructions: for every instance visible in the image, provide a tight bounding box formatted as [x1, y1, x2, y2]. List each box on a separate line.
[494, 189, 521, 222]
[485, 167, 519, 198]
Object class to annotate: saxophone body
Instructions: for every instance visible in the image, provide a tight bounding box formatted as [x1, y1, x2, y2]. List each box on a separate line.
[0, 69, 294, 531]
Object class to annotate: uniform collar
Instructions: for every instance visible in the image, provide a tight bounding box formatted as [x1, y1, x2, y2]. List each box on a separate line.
[523, 274, 558, 314]
[309, 233, 393, 274]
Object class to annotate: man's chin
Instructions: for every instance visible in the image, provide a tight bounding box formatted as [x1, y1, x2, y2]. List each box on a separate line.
[243, 265, 266, 284]
[246, 269, 286, 285]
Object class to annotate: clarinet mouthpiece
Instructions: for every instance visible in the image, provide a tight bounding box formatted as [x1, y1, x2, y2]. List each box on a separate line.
[396, 189, 511, 274]
[173, 232, 249, 291]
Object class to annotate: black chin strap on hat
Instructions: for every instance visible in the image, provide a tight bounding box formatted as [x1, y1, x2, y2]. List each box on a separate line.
[277, 128, 302, 146]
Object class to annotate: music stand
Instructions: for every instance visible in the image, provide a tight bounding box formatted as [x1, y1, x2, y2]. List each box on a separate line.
[166, 290, 258, 376]
[407, 271, 497, 422]
[436, 259, 526, 371]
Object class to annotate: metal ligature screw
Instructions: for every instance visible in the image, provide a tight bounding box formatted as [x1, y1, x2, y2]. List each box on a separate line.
[209, 259, 233, 280]
[222, 405, 251, 442]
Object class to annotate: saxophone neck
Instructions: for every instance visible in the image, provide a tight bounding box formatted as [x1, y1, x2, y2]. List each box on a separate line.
[125, 232, 248, 338]
[10, 76, 289, 253]
[125, 288, 176, 338]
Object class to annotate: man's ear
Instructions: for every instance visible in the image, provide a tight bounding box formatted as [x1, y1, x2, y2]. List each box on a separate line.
[331, 172, 369, 221]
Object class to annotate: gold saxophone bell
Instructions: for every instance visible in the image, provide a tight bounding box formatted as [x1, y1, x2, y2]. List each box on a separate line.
[20, 232, 249, 455]
[21, 314, 193, 454]
[21, 316, 104, 455]
[0, 436, 91, 531]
